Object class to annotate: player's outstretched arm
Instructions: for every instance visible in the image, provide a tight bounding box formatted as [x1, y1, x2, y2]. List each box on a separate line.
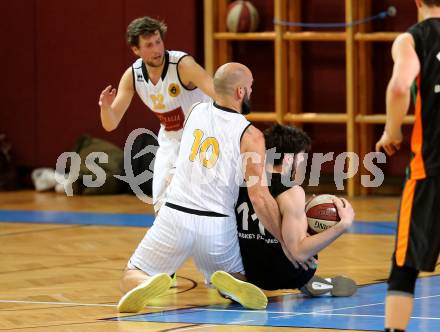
[241, 125, 282, 242]
[279, 187, 354, 263]
[99, 67, 135, 131]
[177, 56, 216, 99]
[376, 33, 420, 156]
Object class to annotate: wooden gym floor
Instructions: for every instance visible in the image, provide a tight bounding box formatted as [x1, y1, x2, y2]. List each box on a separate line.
[0, 191, 438, 331]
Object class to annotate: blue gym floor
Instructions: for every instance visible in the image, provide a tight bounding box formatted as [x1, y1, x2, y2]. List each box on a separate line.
[0, 209, 396, 234]
[112, 276, 440, 331]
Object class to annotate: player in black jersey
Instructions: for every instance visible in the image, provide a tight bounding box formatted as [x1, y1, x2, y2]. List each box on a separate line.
[235, 124, 356, 296]
[375, 1, 440, 331]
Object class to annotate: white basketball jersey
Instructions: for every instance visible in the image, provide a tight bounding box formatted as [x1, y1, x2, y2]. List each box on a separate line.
[166, 102, 251, 216]
[132, 50, 210, 133]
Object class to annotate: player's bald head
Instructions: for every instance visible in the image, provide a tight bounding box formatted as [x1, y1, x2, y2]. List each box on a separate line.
[213, 63, 252, 96]
[421, 0, 440, 7]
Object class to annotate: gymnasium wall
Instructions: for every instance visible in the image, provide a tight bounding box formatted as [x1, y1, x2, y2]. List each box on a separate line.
[0, 0, 202, 168]
[230, 0, 417, 179]
[0, 0, 418, 182]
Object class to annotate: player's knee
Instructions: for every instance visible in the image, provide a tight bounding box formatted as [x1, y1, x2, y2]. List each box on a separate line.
[119, 267, 148, 293]
[387, 261, 419, 295]
[119, 268, 133, 293]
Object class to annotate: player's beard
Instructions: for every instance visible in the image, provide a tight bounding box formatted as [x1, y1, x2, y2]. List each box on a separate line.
[241, 88, 251, 115]
[146, 55, 164, 68]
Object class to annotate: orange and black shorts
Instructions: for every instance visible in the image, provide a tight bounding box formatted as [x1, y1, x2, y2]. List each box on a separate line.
[394, 175, 440, 272]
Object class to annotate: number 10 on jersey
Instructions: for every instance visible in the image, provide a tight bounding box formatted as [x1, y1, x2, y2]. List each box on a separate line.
[189, 129, 220, 168]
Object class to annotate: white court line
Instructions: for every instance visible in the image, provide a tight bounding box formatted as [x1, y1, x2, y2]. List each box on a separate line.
[189, 293, 440, 322]
[270, 301, 388, 319]
[0, 300, 116, 307]
[169, 325, 217, 331]
[271, 294, 440, 319]
[274, 312, 440, 320]
[195, 308, 268, 314]
[233, 319, 263, 324]
[3, 294, 440, 323]
[319, 293, 440, 314]
[0, 299, 166, 310]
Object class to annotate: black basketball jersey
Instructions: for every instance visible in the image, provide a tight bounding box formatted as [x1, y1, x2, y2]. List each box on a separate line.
[407, 19, 440, 179]
[235, 173, 315, 290]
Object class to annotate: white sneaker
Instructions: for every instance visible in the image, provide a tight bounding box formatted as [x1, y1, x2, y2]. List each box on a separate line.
[55, 182, 65, 193]
[32, 168, 57, 191]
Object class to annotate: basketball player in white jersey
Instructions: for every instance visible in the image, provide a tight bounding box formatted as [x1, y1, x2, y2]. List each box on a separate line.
[116, 62, 282, 313]
[99, 16, 214, 212]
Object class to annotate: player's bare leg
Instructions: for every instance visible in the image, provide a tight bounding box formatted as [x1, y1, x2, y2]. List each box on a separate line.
[385, 294, 413, 331]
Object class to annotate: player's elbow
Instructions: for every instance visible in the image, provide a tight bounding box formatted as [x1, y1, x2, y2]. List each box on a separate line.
[287, 245, 309, 263]
[388, 79, 411, 97]
[296, 252, 311, 263]
[102, 123, 116, 132]
[283, 234, 309, 263]
[101, 118, 118, 132]
[102, 124, 116, 132]
[288, 249, 309, 264]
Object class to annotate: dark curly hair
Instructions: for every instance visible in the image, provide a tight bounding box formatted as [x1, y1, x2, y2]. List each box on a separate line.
[126, 16, 167, 47]
[264, 124, 311, 166]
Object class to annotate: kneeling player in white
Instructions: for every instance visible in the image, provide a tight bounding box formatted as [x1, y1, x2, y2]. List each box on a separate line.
[236, 124, 357, 296]
[117, 63, 282, 313]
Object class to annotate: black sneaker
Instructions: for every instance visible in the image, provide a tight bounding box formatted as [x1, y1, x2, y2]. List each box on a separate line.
[300, 275, 357, 297]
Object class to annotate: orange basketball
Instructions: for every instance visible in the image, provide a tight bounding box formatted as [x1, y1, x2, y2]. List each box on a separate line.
[306, 194, 341, 234]
[226, 1, 259, 33]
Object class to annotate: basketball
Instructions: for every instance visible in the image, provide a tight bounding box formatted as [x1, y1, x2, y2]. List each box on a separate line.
[306, 194, 341, 234]
[226, 1, 259, 33]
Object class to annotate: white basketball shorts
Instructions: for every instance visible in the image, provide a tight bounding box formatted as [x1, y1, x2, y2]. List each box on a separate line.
[127, 205, 244, 282]
[152, 129, 181, 212]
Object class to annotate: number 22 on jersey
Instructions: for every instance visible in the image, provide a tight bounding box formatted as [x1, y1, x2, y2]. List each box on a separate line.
[150, 94, 165, 110]
[189, 129, 220, 169]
